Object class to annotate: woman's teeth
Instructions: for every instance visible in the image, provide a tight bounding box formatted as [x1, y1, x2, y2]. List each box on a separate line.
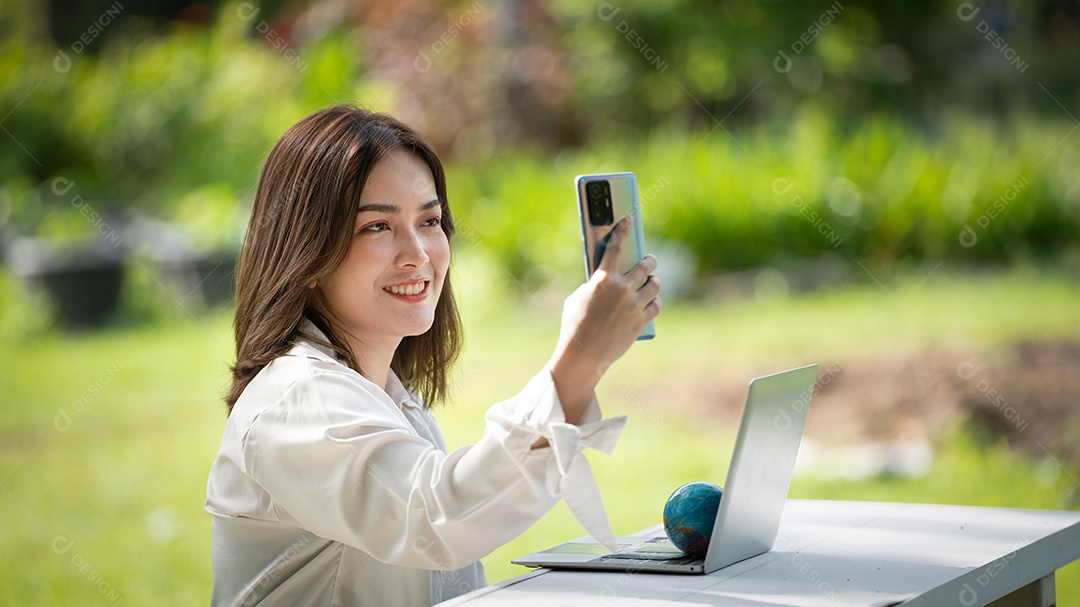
[385, 282, 426, 296]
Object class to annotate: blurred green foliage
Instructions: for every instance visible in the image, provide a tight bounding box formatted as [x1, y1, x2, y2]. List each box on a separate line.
[1, 3, 301, 241]
[547, 0, 1080, 134]
[0, 0, 1077, 297]
[450, 110, 1079, 279]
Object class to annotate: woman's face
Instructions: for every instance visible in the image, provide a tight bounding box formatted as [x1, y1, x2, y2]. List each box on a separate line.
[318, 149, 450, 348]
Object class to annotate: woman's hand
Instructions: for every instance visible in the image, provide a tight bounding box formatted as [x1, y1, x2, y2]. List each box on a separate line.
[546, 216, 662, 425]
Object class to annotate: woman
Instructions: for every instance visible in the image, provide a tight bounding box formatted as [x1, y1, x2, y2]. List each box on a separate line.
[206, 105, 661, 606]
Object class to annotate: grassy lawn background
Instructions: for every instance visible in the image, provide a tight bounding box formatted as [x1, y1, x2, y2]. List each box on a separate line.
[1, 264, 1078, 605]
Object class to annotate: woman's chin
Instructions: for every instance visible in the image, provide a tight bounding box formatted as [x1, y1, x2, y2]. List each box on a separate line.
[400, 317, 437, 337]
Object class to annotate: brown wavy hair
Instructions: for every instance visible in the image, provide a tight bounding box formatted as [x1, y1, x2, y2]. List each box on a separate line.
[225, 105, 461, 413]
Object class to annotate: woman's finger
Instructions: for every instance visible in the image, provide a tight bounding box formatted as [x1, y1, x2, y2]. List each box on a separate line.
[644, 295, 662, 320]
[596, 216, 631, 275]
[637, 274, 661, 302]
[624, 253, 658, 287]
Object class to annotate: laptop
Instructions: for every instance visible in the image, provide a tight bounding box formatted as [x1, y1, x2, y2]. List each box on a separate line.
[513, 364, 818, 574]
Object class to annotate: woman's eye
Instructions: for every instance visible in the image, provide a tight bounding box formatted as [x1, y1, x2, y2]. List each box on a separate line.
[424, 216, 442, 227]
[361, 221, 390, 233]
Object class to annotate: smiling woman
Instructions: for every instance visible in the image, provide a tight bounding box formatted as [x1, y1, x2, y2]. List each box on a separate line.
[204, 105, 661, 606]
[224, 107, 462, 412]
[318, 151, 452, 393]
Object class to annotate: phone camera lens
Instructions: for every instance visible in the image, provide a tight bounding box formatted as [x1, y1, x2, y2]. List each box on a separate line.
[585, 180, 614, 226]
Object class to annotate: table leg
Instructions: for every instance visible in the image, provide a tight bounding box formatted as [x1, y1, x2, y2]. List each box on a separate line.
[985, 573, 1055, 607]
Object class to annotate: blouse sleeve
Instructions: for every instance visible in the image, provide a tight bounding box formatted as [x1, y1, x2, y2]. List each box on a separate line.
[241, 366, 626, 571]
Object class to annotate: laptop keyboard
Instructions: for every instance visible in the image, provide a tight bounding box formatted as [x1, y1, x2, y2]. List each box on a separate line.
[590, 536, 695, 563]
[591, 554, 702, 566]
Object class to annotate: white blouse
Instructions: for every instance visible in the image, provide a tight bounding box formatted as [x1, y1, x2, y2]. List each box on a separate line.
[205, 322, 625, 606]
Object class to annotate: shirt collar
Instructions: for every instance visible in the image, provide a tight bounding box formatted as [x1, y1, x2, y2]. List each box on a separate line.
[384, 369, 423, 410]
[296, 317, 423, 410]
[297, 317, 338, 360]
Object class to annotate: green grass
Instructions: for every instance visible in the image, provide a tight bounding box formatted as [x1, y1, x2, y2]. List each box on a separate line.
[449, 263, 1080, 595]
[0, 313, 232, 605]
[2, 265, 1078, 605]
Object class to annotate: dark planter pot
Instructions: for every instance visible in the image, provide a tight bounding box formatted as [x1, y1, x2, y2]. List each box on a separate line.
[160, 251, 237, 311]
[8, 236, 127, 329]
[126, 218, 237, 312]
[190, 252, 237, 309]
[38, 262, 124, 327]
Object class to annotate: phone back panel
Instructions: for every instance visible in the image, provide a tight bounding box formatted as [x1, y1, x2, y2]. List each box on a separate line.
[575, 172, 655, 340]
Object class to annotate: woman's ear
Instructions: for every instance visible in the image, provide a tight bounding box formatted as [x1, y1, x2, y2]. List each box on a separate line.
[308, 280, 317, 289]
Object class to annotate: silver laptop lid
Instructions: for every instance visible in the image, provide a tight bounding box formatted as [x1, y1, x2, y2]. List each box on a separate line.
[704, 364, 818, 573]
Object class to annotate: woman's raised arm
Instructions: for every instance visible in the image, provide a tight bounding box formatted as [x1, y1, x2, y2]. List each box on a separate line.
[546, 216, 662, 426]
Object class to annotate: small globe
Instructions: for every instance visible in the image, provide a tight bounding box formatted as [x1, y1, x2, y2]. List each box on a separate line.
[663, 481, 724, 556]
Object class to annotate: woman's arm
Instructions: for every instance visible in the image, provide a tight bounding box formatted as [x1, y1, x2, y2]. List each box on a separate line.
[547, 216, 662, 425]
[241, 367, 622, 569]
[235, 218, 660, 564]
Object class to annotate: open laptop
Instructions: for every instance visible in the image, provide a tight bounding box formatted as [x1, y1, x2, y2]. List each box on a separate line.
[513, 364, 818, 574]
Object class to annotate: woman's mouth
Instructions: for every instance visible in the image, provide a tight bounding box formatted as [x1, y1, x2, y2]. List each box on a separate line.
[384, 281, 429, 298]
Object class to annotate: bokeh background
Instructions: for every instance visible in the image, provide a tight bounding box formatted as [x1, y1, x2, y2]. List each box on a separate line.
[2, 0, 1079, 604]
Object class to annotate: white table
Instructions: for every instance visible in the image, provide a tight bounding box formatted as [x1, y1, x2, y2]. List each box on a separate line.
[440, 500, 1080, 606]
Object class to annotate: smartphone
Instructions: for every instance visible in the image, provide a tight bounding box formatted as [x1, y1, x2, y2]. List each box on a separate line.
[575, 172, 656, 341]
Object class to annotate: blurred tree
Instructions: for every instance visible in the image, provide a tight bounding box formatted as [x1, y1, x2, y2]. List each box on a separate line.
[16, 0, 1080, 159]
[1, 0, 1077, 275]
[44, 0, 218, 47]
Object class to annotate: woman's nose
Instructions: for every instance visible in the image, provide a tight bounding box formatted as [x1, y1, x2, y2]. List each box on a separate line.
[397, 227, 430, 268]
